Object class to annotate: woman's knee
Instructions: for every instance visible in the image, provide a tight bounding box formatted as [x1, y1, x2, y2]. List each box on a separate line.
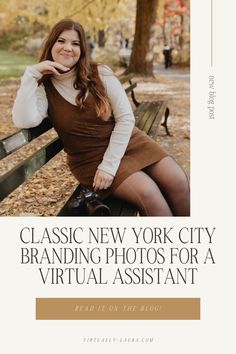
[132, 183, 172, 216]
[146, 157, 190, 195]
[118, 174, 160, 205]
[113, 172, 173, 216]
[136, 180, 159, 200]
[170, 170, 189, 195]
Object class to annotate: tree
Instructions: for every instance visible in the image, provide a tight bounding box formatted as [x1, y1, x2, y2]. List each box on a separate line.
[126, 0, 159, 76]
[162, 0, 190, 48]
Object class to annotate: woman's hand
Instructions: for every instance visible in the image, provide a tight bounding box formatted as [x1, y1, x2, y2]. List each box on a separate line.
[32, 61, 70, 76]
[93, 169, 114, 191]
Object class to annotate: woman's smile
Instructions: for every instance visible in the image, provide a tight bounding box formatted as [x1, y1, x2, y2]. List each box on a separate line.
[51, 29, 81, 68]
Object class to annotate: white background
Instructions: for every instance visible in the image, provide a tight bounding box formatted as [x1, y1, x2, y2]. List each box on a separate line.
[1, 0, 236, 353]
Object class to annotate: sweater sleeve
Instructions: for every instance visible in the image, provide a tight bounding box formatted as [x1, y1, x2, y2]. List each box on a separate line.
[12, 66, 48, 128]
[97, 66, 135, 176]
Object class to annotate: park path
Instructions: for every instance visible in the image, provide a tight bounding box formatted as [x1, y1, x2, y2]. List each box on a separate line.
[0, 64, 190, 216]
[154, 62, 190, 77]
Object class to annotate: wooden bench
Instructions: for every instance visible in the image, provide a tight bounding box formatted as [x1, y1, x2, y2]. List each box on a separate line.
[0, 74, 170, 216]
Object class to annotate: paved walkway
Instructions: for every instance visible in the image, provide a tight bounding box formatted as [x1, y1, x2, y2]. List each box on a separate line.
[154, 62, 190, 78]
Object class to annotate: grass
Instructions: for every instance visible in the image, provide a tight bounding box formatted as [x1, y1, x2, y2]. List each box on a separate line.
[0, 50, 36, 79]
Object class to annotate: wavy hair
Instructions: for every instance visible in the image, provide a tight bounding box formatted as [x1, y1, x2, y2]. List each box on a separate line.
[39, 19, 111, 118]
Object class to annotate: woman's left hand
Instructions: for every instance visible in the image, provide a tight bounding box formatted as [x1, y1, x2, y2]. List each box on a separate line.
[93, 169, 114, 191]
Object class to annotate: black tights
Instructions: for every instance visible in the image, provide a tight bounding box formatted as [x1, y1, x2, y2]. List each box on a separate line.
[112, 156, 190, 216]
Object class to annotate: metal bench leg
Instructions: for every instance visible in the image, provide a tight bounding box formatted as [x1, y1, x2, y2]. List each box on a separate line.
[129, 80, 140, 107]
[161, 107, 172, 136]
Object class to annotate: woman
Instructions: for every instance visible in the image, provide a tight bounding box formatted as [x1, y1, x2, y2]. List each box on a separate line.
[12, 19, 190, 216]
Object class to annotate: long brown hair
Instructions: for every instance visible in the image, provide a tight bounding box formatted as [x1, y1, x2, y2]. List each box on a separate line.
[39, 19, 111, 118]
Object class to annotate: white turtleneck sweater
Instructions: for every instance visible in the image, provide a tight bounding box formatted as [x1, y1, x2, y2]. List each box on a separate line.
[12, 65, 135, 177]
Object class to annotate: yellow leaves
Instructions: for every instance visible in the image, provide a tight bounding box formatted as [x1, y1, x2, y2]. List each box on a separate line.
[0, 0, 133, 34]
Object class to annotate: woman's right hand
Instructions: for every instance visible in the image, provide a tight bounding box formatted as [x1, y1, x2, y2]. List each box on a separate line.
[32, 61, 70, 76]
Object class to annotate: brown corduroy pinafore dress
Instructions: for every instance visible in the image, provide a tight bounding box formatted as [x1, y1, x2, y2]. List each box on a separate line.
[45, 80, 168, 197]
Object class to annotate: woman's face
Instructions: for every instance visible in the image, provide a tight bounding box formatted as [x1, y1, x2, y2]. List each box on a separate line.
[51, 29, 81, 68]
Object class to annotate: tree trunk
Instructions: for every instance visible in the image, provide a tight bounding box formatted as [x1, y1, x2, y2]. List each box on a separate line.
[126, 0, 159, 76]
[179, 0, 184, 49]
[98, 30, 105, 47]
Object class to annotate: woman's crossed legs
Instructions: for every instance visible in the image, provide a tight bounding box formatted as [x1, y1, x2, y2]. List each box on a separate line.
[113, 156, 190, 216]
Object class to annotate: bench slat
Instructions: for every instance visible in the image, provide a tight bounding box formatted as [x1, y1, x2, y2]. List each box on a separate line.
[142, 106, 160, 134]
[134, 102, 150, 124]
[0, 137, 63, 201]
[135, 102, 154, 130]
[119, 73, 135, 84]
[141, 102, 164, 134]
[106, 197, 137, 216]
[135, 101, 167, 136]
[151, 102, 168, 139]
[0, 118, 53, 160]
[124, 83, 137, 95]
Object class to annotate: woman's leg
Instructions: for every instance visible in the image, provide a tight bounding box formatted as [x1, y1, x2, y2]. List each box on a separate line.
[112, 171, 173, 216]
[144, 156, 190, 216]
